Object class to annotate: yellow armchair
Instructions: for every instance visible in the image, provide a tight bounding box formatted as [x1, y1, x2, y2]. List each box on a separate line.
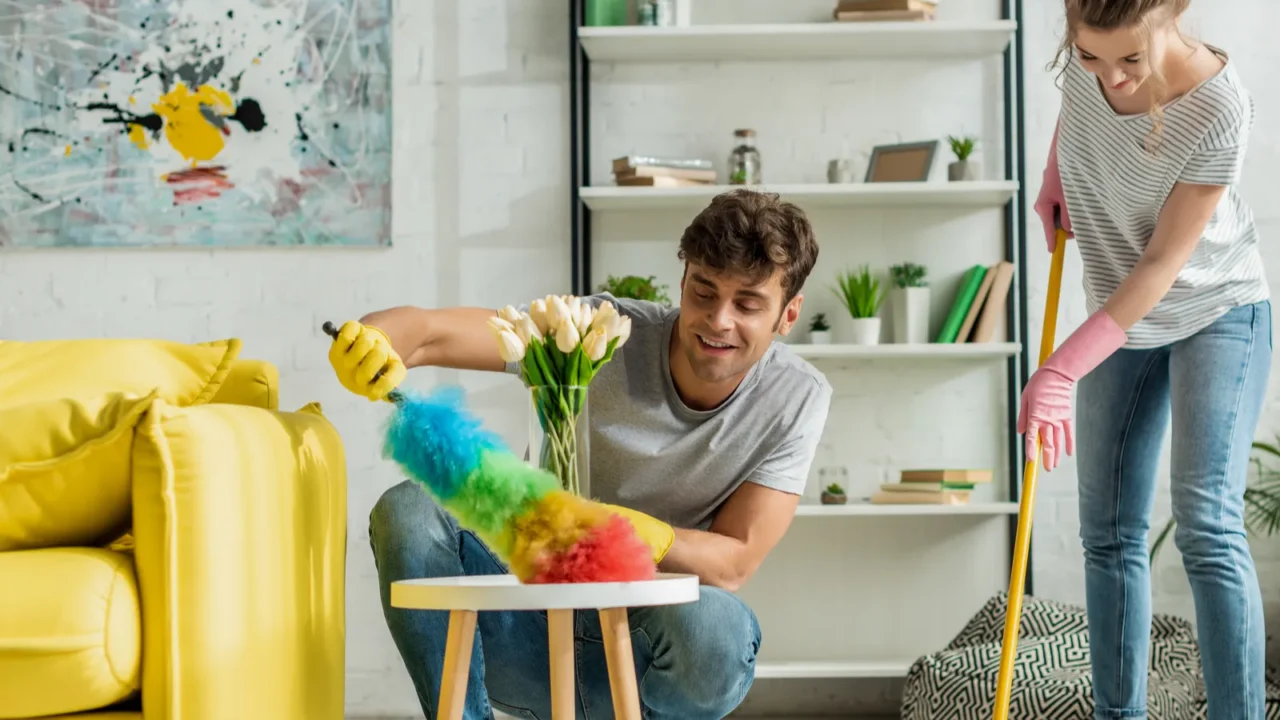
[0, 340, 346, 720]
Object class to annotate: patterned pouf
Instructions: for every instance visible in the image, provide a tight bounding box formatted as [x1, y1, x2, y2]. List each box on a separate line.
[900, 592, 1280, 719]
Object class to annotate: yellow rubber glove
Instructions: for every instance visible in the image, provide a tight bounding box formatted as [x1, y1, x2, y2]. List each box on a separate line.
[603, 503, 675, 564]
[328, 320, 407, 401]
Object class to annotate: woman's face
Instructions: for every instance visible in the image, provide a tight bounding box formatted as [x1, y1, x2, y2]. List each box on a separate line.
[1074, 21, 1175, 98]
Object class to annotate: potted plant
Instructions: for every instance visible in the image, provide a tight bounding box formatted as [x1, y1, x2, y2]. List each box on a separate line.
[821, 483, 847, 505]
[832, 264, 884, 345]
[808, 312, 832, 344]
[947, 135, 978, 181]
[889, 262, 930, 344]
[597, 274, 672, 305]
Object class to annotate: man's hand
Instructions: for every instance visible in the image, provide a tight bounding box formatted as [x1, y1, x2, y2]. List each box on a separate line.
[658, 481, 800, 591]
[328, 320, 407, 401]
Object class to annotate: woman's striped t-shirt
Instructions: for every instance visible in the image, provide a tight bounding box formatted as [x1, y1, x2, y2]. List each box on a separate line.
[1056, 48, 1268, 349]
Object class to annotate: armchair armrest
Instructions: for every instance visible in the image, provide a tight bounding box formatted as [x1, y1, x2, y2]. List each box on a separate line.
[131, 399, 346, 719]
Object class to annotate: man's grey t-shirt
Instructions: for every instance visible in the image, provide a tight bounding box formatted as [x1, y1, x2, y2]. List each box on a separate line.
[506, 294, 832, 530]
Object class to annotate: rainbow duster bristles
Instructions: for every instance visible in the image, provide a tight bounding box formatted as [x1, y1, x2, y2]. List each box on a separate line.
[382, 384, 655, 583]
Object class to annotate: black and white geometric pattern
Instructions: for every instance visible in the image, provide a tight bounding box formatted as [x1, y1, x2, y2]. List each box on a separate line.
[900, 592, 1280, 719]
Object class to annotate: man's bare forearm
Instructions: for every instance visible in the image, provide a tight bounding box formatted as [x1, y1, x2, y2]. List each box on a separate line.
[659, 528, 750, 591]
[358, 305, 505, 372]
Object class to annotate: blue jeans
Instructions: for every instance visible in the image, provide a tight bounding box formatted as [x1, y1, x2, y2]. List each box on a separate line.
[368, 479, 762, 719]
[1076, 300, 1272, 719]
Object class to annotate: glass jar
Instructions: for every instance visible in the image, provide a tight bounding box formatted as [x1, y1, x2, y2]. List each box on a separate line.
[638, 0, 675, 26]
[727, 129, 762, 185]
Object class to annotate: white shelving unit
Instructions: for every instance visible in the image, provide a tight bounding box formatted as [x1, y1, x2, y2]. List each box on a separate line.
[580, 181, 1019, 212]
[569, 2, 1029, 708]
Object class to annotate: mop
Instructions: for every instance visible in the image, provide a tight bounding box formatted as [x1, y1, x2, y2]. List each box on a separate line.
[991, 218, 1068, 719]
[322, 321, 656, 584]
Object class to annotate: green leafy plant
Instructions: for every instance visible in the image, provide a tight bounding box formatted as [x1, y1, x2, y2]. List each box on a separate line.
[598, 274, 671, 305]
[948, 135, 977, 162]
[890, 262, 928, 289]
[809, 312, 830, 332]
[1151, 436, 1280, 563]
[825, 483, 845, 495]
[832, 265, 884, 319]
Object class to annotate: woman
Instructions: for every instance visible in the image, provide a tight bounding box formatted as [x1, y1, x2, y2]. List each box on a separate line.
[1023, 1, 1270, 717]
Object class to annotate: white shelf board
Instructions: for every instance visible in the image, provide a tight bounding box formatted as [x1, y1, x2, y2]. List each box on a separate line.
[755, 659, 915, 679]
[578, 21, 1018, 62]
[580, 181, 1019, 212]
[786, 342, 1019, 359]
[795, 502, 1019, 517]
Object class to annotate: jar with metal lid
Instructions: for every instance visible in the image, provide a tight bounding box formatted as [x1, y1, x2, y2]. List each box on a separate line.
[727, 129, 762, 185]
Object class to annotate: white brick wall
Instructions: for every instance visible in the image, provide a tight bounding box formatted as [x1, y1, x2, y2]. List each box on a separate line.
[1, 1, 1277, 716]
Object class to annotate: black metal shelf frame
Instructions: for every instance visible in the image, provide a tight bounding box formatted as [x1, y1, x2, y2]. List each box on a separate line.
[568, 0, 1032, 595]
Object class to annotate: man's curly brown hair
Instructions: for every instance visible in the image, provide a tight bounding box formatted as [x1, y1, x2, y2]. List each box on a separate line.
[677, 189, 819, 305]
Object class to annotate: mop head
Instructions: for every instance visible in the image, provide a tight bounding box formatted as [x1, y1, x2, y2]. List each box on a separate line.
[382, 384, 655, 584]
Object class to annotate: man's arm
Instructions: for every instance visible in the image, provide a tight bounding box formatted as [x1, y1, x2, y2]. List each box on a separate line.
[358, 305, 505, 372]
[658, 481, 800, 591]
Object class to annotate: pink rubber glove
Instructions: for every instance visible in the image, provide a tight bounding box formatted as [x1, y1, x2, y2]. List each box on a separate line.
[1017, 311, 1127, 472]
[1033, 120, 1072, 253]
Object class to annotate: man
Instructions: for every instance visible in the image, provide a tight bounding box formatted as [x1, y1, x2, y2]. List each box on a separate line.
[329, 189, 832, 719]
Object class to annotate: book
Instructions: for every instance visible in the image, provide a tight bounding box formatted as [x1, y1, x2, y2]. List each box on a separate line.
[934, 265, 988, 343]
[614, 165, 717, 183]
[870, 490, 970, 505]
[968, 261, 1016, 343]
[880, 482, 975, 492]
[836, 0, 936, 10]
[955, 264, 998, 343]
[900, 469, 993, 484]
[834, 9, 934, 22]
[614, 175, 710, 187]
[611, 155, 714, 173]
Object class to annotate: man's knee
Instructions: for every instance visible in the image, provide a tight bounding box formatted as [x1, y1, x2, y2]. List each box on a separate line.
[643, 587, 760, 717]
[368, 479, 457, 577]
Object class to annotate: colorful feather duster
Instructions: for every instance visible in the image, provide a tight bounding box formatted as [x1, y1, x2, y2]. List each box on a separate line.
[380, 384, 656, 584]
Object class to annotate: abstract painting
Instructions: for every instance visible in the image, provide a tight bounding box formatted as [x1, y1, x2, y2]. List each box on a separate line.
[0, 0, 391, 247]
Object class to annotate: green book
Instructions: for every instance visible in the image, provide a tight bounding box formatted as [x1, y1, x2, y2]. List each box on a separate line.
[935, 265, 989, 343]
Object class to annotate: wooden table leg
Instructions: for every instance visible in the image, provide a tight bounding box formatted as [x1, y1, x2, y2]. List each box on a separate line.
[547, 609, 575, 719]
[598, 607, 641, 720]
[438, 610, 478, 720]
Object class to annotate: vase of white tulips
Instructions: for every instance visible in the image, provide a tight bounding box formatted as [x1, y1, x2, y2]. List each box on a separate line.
[488, 295, 632, 497]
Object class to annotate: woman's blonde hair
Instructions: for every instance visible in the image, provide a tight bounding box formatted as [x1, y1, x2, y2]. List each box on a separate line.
[1050, 0, 1192, 153]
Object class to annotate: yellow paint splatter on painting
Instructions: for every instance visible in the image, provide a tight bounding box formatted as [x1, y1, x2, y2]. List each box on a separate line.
[128, 124, 150, 150]
[151, 81, 234, 163]
[64, 144, 71, 156]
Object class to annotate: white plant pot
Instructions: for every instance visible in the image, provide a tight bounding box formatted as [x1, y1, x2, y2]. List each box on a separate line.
[892, 287, 931, 344]
[809, 330, 832, 345]
[848, 317, 881, 345]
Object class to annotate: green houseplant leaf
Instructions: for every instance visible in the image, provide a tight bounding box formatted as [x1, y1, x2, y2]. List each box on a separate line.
[833, 265, 884, 319]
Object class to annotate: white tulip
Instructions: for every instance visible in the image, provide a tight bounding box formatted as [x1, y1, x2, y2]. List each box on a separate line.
[514, 314, 542, 345]
[555, 317, 581, 354]
[612, 315, 632, 347]
[496, 329, 526, 363]
[487, 315, 515, 337]
[582, 326, 608, 362]
[575, 302, 594, 335]
[547, 294, 572, 333]
[593, 301, 619, 333]
[499, 305, 522, 324]
[529, 299, 550, 335]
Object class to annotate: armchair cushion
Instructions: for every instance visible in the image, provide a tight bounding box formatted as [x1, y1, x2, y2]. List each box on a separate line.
[131, 399, 346, 719]
[0, 390, 159, 551]
[0, 547, 142, 718]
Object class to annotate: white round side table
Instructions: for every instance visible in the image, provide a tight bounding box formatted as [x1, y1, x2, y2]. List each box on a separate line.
[390, 572, 701, 720]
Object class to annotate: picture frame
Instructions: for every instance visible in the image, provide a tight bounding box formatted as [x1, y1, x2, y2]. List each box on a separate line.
[864, 140, 939, 183]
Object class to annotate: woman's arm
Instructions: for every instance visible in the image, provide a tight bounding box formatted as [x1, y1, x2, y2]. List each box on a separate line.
[1100, 181, 1227, 329]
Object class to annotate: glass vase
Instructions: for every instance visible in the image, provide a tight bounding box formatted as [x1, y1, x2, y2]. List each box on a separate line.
[529, 385, 590, 497]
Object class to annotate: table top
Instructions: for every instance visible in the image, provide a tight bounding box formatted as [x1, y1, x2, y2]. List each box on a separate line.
[390, 573, 701, 611]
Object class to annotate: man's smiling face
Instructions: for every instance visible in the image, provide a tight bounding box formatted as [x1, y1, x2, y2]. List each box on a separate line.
[675, 261, 800, 386]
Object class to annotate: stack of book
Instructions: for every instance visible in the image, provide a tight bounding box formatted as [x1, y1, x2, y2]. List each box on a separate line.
[870, 468, 993, 505]
[934, 261, 1016, 344]
[832, 0, 936, 22]
[611, 156, 717, 188]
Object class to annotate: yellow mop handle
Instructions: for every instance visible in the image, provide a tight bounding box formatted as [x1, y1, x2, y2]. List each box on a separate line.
[992, 225, 1068, 719]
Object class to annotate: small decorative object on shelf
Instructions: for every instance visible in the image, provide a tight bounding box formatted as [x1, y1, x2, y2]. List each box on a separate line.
[598, 274, 672, 305]
[833, 264, 884, 345]
[728, 129, 762, 185]
[827, 158, 853, 184]
[821, 483, 848, 505]
[890, 262, 930, 344]
[639, 0, 675, 26]
[947, 135, 978, 181]
[808, 312, 832, 345]
[489, 297, 633, 497]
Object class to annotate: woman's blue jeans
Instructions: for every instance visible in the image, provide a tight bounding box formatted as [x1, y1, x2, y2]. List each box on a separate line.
[1076, 300, 1272, 719]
